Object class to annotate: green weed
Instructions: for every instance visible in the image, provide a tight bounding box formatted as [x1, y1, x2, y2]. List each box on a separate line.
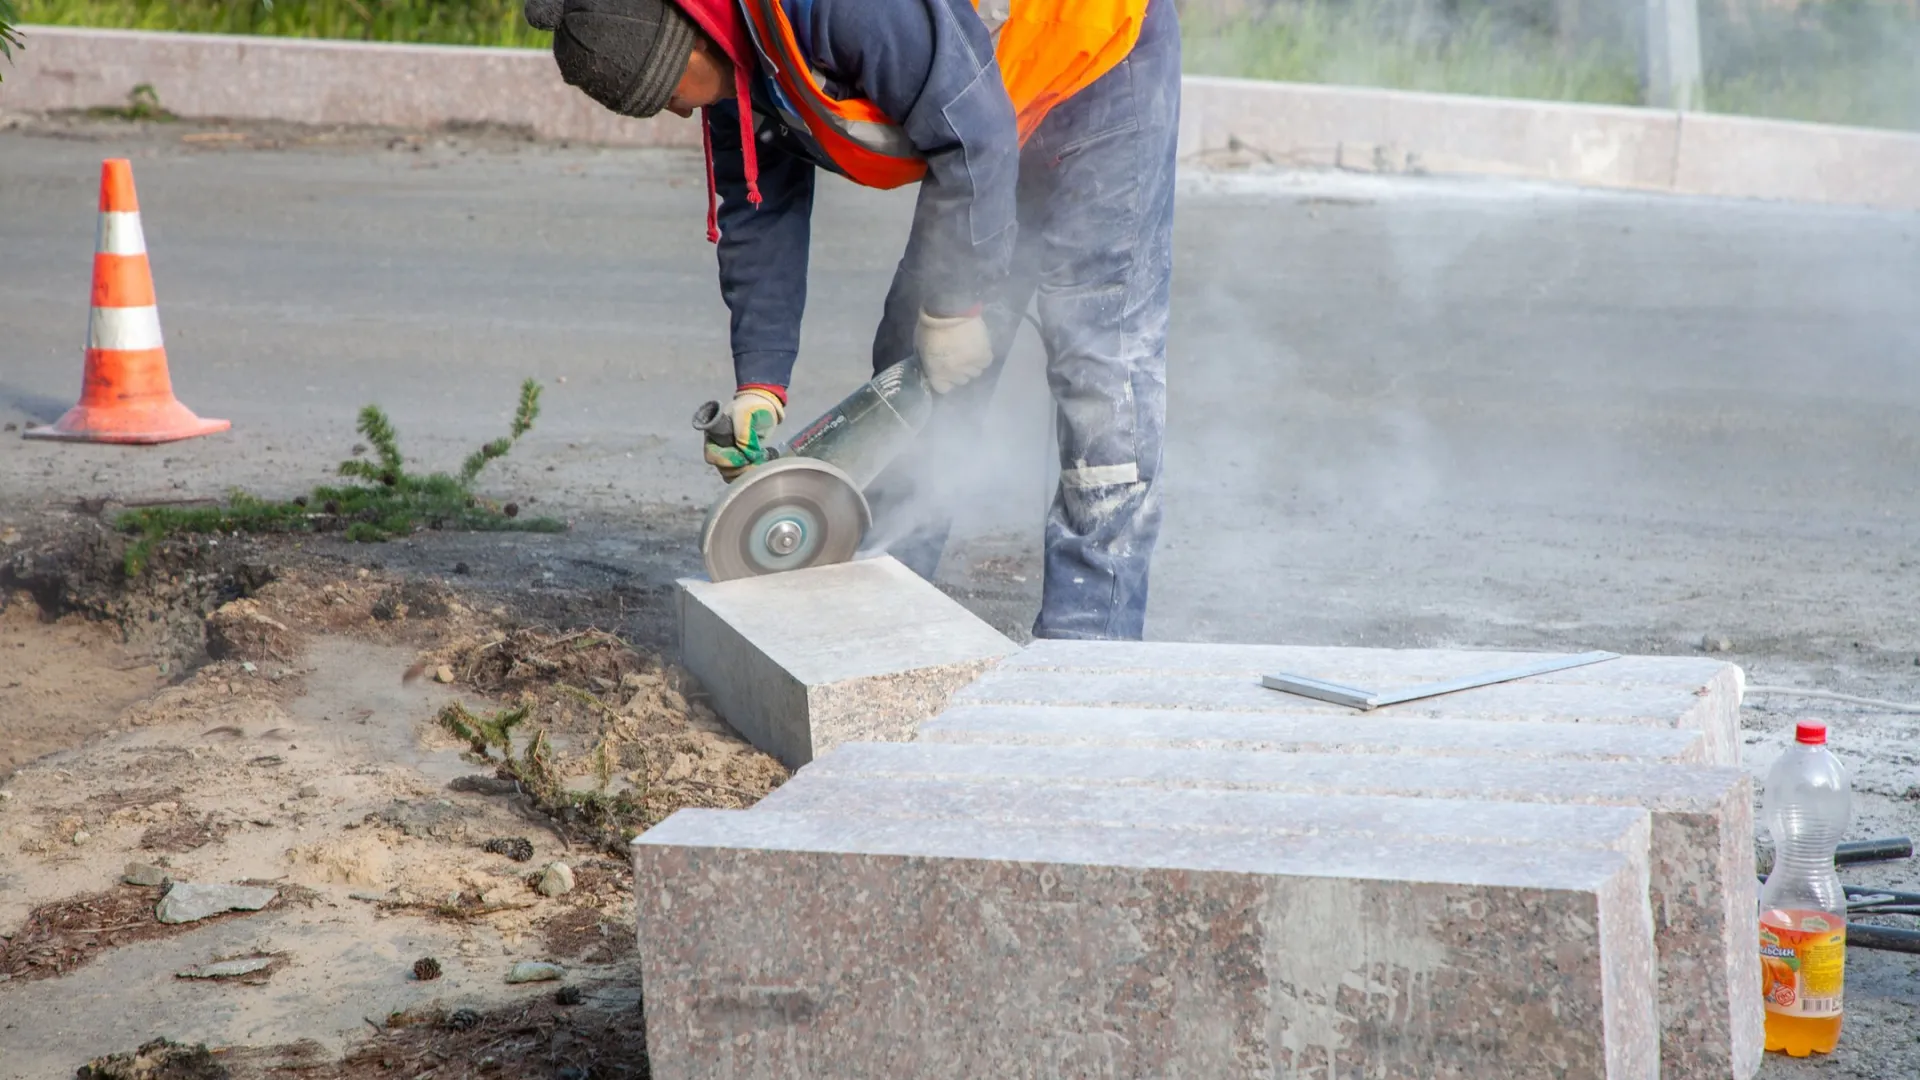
[0, 0, 23, 78]
[117, 378, 561, 575]
[436, 701, 529, 758]
[85, 82, 174, 121]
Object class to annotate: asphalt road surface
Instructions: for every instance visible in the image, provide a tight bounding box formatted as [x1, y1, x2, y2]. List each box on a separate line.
[3, 117, 1918, 1076]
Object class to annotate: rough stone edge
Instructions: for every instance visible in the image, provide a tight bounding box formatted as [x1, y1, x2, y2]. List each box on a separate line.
[806, 654, 1004, 761]
[4, 28, 1917, 211]
[1675, 660, 1746, 767]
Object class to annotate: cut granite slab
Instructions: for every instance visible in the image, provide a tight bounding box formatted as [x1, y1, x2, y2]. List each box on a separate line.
[921, 703, 1713, 764]
[791, 742, 1762, 1080]
[757, 775, 1655, 859]
[954, 641, 1744, 766]
[636, 809, 1659, 1080]
[676, 556, 1017, 768]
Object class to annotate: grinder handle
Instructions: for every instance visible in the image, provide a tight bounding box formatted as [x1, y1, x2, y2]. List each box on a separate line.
[692, 399, 734, 447]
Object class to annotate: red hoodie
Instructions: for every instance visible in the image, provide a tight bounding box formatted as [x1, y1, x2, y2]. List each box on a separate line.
[668, 0, 763, 242]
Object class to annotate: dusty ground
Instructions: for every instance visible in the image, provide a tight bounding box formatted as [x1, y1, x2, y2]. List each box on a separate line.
[0, 518, 786, 1079]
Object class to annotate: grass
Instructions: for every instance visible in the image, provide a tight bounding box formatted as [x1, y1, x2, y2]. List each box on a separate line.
[1183, 0, 1920, 132]
[117, 378, 563, 575]
[1698, 0, 1920, 132]
[1182, 1, 1644, 108]
[17, 0, 548, 46]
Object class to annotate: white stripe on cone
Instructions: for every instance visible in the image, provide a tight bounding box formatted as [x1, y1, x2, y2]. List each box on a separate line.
[96, 211, 148, 257]
[89, 305, 165, 352]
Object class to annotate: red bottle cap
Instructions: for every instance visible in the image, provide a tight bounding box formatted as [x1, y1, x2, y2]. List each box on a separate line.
[1795, 721, 1828, 745]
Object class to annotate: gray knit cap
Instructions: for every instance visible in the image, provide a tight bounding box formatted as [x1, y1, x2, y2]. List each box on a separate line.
[529, 0, 698, 119]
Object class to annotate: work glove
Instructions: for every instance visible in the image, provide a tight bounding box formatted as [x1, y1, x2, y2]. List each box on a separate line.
[914, 308, 993, 394]
[702, 386, 784, 483]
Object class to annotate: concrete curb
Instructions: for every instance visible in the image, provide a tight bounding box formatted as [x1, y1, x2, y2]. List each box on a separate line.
[0, 26, 698, 148]
[4, 27, 1917, 211]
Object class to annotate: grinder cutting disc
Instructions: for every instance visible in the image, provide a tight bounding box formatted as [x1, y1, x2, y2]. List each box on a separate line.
[699, 457, 871, 582]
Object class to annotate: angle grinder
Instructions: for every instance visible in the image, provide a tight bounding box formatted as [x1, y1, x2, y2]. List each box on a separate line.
[692, 356, 936, 581]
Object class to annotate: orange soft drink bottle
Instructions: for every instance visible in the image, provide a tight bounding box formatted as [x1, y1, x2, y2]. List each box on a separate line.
[1757, 720, 1852, 1056]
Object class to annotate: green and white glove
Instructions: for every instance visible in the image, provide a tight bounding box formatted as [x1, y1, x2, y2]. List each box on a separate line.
[702, 385, 784, 483]
[914, 307, 993, 394]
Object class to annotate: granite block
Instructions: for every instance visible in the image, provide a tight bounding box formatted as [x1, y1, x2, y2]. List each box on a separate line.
[958, 641, 1743, 766]
[757, 775, 1654, 858]
[798, 741, 1762, 1079]
[676, 556, 1017, 768]
[920, 703, 1712, 764]
[636, 810, 1658, 1080]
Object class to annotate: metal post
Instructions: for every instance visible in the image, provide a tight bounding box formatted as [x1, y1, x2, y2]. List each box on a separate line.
[1644, 0, 1705, 110]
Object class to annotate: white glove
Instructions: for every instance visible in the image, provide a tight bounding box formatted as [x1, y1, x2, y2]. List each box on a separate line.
[914, 308, 993, 394]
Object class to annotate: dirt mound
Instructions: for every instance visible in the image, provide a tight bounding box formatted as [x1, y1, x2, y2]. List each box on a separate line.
[420, 626, 788, 853]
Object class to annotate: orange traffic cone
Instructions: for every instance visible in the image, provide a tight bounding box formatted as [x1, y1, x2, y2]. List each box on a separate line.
[25, 159, 229, 445]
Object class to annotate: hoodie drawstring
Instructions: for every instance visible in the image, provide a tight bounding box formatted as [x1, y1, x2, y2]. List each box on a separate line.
[701, 68, 764, 246]
[702, 107, 720, 244]
[735, 64, 762, 208]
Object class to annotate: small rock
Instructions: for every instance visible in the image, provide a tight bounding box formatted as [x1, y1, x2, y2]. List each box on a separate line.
[536, 861, 575, 898]
[433, 665, 455, 684]
[296, 784, 321, 799]
[177, 956, 274, 979]
[1699, 634, 1732, 653]
[72, 829, 91, 845]
[241, 661, 258, 674]
[555, 985, 583, 1006]
[452, 775, 521, 796]
[413, 956, 443, 981]
[0, 790, 11, 803]
[445, 1007, 482, 1031]
[123, 862, 169, 887]
[505, 960, 565, 984]
[454, 561, 471, 575]
[156, 882, 278, 925]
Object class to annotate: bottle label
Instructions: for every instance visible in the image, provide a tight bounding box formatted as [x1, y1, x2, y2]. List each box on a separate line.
[1759, 909, 1846, 1018]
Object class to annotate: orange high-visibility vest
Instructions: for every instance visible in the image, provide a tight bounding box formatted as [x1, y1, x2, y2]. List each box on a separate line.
[737, 0, 1149, 190]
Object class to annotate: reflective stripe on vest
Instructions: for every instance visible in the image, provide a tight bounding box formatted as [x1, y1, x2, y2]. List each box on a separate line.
[736, 0, 1148, 191]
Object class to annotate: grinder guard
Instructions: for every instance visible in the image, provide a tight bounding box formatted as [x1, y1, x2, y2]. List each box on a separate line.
[694, 356, 935, 581]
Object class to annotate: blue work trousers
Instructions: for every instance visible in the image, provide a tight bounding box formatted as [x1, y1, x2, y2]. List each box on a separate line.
[864, 0, 1180, 641]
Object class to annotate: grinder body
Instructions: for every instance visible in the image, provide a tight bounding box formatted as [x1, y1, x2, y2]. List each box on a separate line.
[694, 357, 935, 580]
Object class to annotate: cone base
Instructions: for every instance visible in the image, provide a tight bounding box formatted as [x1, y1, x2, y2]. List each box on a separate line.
[24, 400, 230, 445]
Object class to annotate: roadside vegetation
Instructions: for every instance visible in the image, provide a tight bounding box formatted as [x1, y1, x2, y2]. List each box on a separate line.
[118, 378, 562, 576]
[19, 0, 547, 47]
[1181, 0, 1920, 133]
[9, 0, 1915, 130]
[1, 0, 22, 80]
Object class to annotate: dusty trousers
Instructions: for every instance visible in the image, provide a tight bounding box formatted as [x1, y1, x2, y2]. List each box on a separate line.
[862, 0, 1180, 641]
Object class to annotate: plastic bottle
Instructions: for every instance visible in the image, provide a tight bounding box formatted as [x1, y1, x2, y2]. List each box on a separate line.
[1757, 720, 1852, 1056]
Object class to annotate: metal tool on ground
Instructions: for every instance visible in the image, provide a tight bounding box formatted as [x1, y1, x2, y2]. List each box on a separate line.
[694, 356, 935, 582]
[1261, 651, 1620, 711]
[1759, 836, 1913, 878]
[1846, 924, 1920, 955]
